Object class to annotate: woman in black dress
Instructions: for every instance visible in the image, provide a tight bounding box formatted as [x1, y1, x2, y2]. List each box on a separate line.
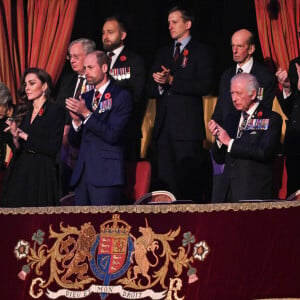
[2, 68, 64, 207]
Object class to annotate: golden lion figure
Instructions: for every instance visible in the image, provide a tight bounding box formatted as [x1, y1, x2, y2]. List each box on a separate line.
[60, 222, 97, 284]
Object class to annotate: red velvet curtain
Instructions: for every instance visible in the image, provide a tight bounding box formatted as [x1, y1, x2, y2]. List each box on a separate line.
[0, 0, 78, 103]
[0, 0, 26, 103]
[255, 0, 300, 199]
[255, 0, 300, 71]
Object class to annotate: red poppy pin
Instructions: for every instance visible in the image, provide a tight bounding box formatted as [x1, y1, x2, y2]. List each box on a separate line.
[257, 111, 263, 118]
[181, 49, 189, 68]
[104, 92, 111, 99]
[183, 49, 189, 56]
[120, 55, 127, 62]
[38, 108, 44, 116]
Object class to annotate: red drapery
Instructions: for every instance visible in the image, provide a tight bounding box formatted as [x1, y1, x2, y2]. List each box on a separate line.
[255, 0, 300, 199]
[0, 0, 26, 103]
[0, 0, 78, 103]
[254, 0, 300, 71]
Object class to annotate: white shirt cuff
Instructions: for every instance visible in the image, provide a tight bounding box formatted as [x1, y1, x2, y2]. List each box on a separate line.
[72, 120, 82, 132]
[227, 139, 234, 152]
[283, 89, 292, 99]
[158, 85, 164, 95]
[83, 112, 92, 124]
[216, 139, 222, 148]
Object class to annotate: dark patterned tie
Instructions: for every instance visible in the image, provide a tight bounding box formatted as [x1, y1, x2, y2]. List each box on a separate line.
[237, 67, 243, 73]
[74, 76, 85, 99]
[92, 90, 101, 111]
[173, 42, 181, 62]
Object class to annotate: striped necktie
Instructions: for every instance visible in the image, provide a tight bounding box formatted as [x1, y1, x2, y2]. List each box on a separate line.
[74, 76, 85, 99]
[92, 90, 101, 111]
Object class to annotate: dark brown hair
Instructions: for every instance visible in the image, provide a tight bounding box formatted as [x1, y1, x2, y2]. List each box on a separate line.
[15, 68, 54, 126]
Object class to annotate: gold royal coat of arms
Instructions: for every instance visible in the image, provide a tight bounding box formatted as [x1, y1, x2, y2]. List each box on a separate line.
[14, 214, 210, 299]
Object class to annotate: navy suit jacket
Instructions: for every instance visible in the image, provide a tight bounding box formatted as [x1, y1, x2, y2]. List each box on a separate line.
[211, 103, 282, 202]
[68, 82, 132, 187]
[212, 60, 276, 130]
[148, 39, 214, 140]
[110, 47, 146, 139]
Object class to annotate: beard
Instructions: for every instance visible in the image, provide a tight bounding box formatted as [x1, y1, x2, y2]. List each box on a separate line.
[102, 39, 122, 52]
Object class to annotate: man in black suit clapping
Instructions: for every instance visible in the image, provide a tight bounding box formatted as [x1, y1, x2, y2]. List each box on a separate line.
[148, 6, 214, 202]
[208, 73, 282, 202]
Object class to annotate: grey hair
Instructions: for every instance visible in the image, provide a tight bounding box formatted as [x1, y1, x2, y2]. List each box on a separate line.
[231, 73, 259, 96]
[0, 82, 12, 106]
[68, 38, 96, 55]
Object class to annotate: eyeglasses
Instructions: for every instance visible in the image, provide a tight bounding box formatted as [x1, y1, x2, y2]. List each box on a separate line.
[66, 54, 84, 61]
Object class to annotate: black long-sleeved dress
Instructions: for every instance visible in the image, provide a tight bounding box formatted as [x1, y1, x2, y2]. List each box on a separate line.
[1, 101, 64, 207]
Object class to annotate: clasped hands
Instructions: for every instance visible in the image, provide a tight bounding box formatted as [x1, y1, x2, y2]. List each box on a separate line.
[152, 65, 173, 85]
[65, 97, 91, 126]
[208, 120, 231, 146]
[276, 62, 300, 93]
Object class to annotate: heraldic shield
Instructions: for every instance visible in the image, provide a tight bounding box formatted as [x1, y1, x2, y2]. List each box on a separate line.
[90, 215, 134, 298]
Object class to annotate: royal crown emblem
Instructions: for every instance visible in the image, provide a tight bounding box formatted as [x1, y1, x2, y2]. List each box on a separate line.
[14, 214, 210, 299]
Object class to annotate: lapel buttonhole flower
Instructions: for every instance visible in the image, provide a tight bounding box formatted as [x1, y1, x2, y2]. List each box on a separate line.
[104, 92, 111, 99]
[257, 111, 263, 118]
[120, 55, 127, 62]
[183, 49, 189, 56]
[38, 107, 44, 116]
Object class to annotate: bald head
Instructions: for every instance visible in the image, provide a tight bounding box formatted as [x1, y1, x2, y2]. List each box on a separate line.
[231, 29, 255, 66]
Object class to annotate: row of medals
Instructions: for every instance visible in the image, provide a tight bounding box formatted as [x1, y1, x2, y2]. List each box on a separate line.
[109, 67, 131, 80]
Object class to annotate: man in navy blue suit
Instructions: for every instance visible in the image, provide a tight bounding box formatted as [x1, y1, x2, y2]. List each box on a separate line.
[66, 51, 132, 205]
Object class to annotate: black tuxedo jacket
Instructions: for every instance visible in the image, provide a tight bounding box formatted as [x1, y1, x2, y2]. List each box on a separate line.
[279, 56, 300, 155]
[56, 72, 78, 125]
[56, 72, 78, 106]
[212, 103, 282, 202]
[212, 60, 276, 130]
[110, 47, 146, 139]
[148, 39, 214, 140]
